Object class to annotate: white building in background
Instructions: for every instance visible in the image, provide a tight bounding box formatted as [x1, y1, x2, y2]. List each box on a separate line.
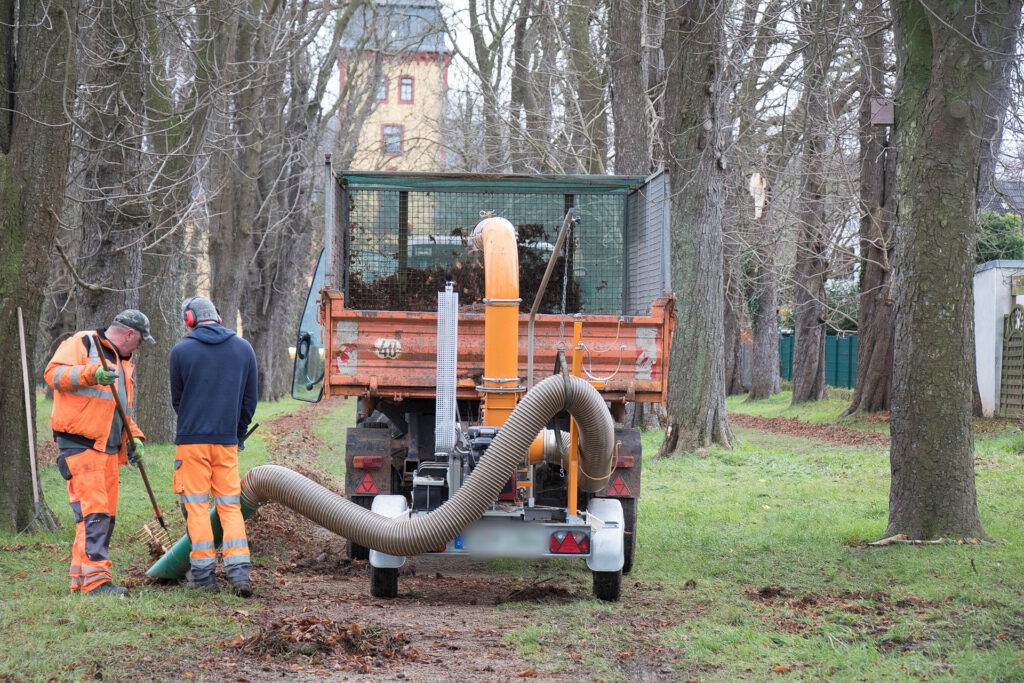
[973, 260, 1024, 416]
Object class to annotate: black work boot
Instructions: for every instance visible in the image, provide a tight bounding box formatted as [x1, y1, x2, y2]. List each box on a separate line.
[225, 563, 253, 598]
[186, 565, 219, 593]
[231, 580, 253, 598]
[88, 582, 129, 597]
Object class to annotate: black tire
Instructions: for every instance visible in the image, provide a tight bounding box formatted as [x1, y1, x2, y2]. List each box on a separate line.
[370, 566, 399, 598]
[593, 570, 621, 602]
[621, 498, 637, 575]
[346, 496, 374, 560]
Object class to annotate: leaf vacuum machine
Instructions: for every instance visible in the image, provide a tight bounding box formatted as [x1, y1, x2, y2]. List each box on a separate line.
[149, 164, 675, 602]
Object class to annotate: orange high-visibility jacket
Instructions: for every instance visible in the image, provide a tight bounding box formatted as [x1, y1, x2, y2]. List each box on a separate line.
[45, 330, 145, 460]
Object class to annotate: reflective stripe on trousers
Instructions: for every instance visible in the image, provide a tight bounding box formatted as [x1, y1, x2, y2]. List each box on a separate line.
[174, 443, 249, 565]
[65, 448, 119, 593]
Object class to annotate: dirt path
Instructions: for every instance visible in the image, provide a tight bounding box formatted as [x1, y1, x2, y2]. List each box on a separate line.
[139, 402, 687, 682]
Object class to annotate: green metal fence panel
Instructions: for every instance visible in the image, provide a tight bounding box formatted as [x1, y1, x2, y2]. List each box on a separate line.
[778, 334, 857, 388]
[779, 334, 794, 381]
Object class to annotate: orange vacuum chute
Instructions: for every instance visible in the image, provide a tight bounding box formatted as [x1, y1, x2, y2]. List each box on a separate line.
[474, 216, 521, 427]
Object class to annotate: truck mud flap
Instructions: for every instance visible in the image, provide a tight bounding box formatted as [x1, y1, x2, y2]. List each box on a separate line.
[345, 426, 404, 498]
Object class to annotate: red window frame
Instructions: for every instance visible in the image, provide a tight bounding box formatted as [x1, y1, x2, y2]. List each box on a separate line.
[398, 75, 414, 104]
[377, 76, 389, 102]
[382, 124, 403, 156]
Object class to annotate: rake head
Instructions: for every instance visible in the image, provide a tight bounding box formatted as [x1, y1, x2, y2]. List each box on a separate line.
[137, 521, 172, 554]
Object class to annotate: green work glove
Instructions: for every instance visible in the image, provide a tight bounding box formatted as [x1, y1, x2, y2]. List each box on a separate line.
[127, 440, 144, 466]
[94, 367, 118, 385]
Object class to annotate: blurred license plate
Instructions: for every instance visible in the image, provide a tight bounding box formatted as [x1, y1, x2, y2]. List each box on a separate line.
[462, 523, 551, 558]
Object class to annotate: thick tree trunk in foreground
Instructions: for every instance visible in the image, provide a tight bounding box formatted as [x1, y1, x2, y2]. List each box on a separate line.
[659, 0, 731, 454]
[886, 0, 1017, 539]
[0, 0, 78, 532]
[845, 0, 895, 416]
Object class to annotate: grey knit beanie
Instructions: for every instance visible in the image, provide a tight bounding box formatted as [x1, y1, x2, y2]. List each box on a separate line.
[182, 296, 221, 326]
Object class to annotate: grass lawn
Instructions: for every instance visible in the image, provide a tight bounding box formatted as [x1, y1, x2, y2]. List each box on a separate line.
[2, 391, 1023, 680]
[0, 395, 350, 680]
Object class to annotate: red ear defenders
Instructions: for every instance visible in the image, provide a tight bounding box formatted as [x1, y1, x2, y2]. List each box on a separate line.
[182, 297, 222, 327]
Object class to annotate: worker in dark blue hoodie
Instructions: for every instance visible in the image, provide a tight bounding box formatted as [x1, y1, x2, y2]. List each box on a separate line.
[169, 296, 258, 597]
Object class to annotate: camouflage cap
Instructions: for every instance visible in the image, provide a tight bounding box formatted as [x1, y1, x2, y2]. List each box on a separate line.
[113, 309, 156, 344]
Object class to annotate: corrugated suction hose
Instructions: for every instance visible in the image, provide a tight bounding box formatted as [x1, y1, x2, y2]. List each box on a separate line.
[241, 374, 614, 558]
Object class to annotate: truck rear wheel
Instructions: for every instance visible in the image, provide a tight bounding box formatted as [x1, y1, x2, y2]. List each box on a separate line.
[592, 569, 621, 602]
[370, 566, 398, 598]
[621, 498, 636, 574]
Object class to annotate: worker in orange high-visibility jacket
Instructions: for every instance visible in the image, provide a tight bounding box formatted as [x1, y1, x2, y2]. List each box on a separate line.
[45, 310, 155, 596]
[170, 296, 258, 597]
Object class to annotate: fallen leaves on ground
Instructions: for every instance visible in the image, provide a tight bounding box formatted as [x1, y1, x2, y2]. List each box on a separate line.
[729, 413, 889, 447]
[235, 614, 419, 671]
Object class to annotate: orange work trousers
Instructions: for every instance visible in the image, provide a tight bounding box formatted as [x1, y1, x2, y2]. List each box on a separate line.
[63, 448, 120, 593]
[173, 444, 249, 572]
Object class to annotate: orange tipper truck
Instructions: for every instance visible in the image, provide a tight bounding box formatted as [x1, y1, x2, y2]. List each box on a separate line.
[290, 165, 675, 601]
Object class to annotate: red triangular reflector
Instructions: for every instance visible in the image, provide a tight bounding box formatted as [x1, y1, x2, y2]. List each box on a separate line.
[356, 474, 378, 494]
[608, 476, 630, 496]
[560, 533, 582, 554]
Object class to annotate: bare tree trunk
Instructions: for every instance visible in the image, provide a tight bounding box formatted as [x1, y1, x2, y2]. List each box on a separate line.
[845, 0, 895, 416]
[885, 0, 1017, 540]
[509, 0, 537, 173]
[134, 0, 230, 443]
[565, 0, 608, 174]
[67, 0, 147, 327]
[790, 0, 842, 404]
[609, 0, 651, 175]
[0, 0, 78, 531]
[723, 220, 749, 395]
[206, 4, 255, 328]
[659, 0, 731, 454]
[725, 0, 789, 401]
[748, 210, 781, 399]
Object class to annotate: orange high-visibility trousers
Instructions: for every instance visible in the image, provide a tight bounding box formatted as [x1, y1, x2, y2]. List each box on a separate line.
[63, 448, 120, 593]
[173, 444, 249, 573]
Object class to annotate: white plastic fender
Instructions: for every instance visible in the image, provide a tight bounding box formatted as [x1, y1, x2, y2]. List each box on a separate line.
[369, 495, 409, 569]
[586, 498, 625, 572]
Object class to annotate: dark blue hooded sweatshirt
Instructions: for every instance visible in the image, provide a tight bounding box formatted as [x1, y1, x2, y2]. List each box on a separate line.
[169, 323, 258, 445]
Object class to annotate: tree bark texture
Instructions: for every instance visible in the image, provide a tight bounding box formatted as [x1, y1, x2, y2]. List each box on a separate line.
[0, 0, 78, 532]
[886, 0, 1017, 539]
[726, 0, 788, 401]
[609, 0, 652, 175]
[133, 0, 229, 443]
[747, 213, 781, 399]
[723, 224, 749, 396]
[658, 0, 732, 453]
[206, 3, 251, 330]
[67, 0, 147, 328]
[789, 0, 843, 404]
[845, 0, 895, 416]
[565, 0, 608, 174]
[509, 0, 537, 173]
